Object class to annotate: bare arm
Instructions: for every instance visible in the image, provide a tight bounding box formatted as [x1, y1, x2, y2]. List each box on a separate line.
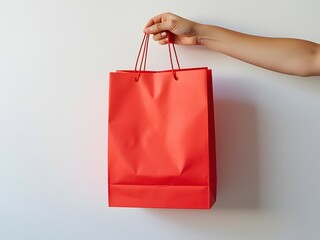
[144, 12, 320, 77]
[196, 24, 320, 76]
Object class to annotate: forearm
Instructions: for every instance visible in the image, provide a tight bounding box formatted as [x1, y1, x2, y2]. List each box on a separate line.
[196, 24, 320, 76]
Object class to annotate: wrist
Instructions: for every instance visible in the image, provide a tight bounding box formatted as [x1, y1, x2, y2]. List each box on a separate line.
[195, 24, 218, 47]
[193, 23, 203, 46]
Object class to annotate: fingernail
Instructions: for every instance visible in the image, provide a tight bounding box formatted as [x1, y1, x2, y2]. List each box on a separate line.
[161, 32, 167, 37]
[145, 27, 151, 34]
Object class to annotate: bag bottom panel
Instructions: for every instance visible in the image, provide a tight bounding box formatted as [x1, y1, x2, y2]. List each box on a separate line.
[108, 184, 214, 209]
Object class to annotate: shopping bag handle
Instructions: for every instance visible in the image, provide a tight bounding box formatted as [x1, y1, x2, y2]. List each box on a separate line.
[134, 32, 181, 81]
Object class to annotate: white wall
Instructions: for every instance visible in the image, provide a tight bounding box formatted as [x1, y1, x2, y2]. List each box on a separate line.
[1, 0, 320, 239]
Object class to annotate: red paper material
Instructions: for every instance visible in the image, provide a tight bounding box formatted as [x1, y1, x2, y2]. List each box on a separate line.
[108, 34, 216, 209]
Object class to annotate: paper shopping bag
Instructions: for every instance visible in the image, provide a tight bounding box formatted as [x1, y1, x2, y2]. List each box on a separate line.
[108, 34, 216, 209]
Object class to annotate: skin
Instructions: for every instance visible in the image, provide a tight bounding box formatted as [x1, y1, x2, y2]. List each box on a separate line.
[144, 12, 320, 77]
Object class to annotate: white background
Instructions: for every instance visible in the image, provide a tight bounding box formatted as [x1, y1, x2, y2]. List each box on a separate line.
[1, 0, 320, 239]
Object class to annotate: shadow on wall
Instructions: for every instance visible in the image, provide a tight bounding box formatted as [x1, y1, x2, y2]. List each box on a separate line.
[143, 77, 261, 230]
[214, 97, 259, 210]
[139, 77, 260, 222]
[146, 77, 260, 211]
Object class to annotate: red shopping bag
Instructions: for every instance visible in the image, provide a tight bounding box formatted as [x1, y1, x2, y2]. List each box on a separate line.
[108, 34, 216, 209]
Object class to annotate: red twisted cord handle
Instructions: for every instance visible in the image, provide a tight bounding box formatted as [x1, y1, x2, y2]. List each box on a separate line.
[134, 32, 180, 81]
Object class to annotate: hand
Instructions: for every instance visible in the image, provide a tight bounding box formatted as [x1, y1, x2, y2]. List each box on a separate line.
[144, 12, 320, 76]
[144, 12, 200, 45]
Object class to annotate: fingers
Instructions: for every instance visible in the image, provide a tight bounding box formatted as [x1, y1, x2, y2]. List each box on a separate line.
[144, 13, 164, 29]
[144, 12, 176, 34]
[144, 13, 170, 29]
[144, 20, 173, 35]
[143, 12, 176, 45]
[158, 38, 168, 45]
[153, 31, 167, 41]
[152, 32, 168, 45]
